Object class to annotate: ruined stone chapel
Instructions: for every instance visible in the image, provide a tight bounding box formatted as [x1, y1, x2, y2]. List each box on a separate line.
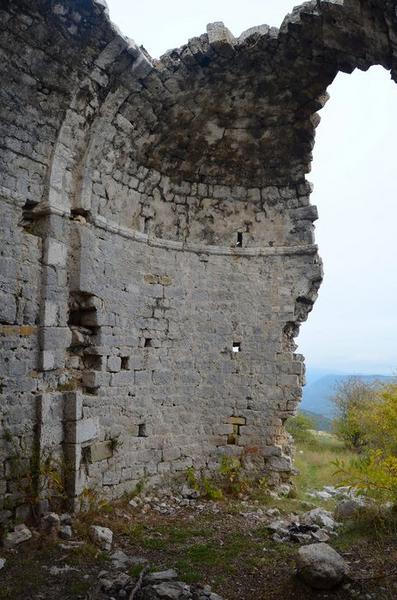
[0, 0, 395, 517]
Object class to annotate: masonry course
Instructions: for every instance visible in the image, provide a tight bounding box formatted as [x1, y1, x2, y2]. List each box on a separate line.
[0, 0, 395, 517]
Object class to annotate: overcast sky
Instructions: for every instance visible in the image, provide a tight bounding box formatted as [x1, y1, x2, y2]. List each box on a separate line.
[107, 0, 397, 376]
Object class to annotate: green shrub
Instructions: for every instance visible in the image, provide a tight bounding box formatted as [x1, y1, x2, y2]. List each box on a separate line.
[286, 413, 317, 445]
[334, 384, 397, 502]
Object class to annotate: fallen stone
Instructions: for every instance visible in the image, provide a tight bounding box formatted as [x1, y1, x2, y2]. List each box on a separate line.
[311, 529, 330, 543]
[130, 555, 150, 566]
[145, 569, 178, 583]
[181, 485, 200, 500]
[296, 543, 348, 589]
[110, 549, 130, 569]
[41, 512, 60, 532]
[267, 519, 291, 536]
[308, 490, 333, 500]
[2, 524, 32, 548]
[59, 525, 73, 539]
[100, 578, 113, 592]
[290, 532, 312, 544]
[59, 541, 84, 550]
[265, 508, 280, 517]
[48, 564, 79, 576]
[301, 508, 336, 530]
[111, 572, 131, 590]
[142, 581, 192, 599]
[335, 499, 362, 520]
[89, 525, 113, 550]
[60, 513, 73, 525]
[272, 532, 289, 543]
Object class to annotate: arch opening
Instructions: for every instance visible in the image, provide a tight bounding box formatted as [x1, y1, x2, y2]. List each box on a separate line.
[299, 64, 397, 417]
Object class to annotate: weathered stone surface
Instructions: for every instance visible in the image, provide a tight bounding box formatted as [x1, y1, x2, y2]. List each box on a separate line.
[296, 543, 348, 590]
[110, 549, 131, 569]
[59, 525, 73, 540]
[41, 512, 61, 532]
[142, 581, 192, 599]
[301, 508, 336, 530]
[0, 0, 395, 514]
[144, 569, 179, 583]
[89, 525, 113, 551]
[2, 524, 32, 548]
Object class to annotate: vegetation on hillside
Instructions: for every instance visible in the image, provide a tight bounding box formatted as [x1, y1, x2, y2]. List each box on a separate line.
[332, 380, 397, 501]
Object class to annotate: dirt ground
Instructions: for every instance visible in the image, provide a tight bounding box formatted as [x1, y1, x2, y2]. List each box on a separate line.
[1, 497, 397, 600]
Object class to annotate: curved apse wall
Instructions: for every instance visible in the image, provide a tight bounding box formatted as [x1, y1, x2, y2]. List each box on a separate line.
[0, 0, 395, 514]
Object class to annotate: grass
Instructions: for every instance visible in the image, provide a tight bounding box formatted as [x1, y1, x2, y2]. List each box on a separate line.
[293, 431, 356, 502]
[4, 430, 397, 599]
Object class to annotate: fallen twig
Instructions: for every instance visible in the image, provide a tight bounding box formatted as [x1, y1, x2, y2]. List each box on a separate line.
[129, 566, 149, 600]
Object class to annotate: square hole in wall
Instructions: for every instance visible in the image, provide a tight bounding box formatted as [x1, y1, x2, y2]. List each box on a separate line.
[236, 232, 243, 247]
[144, 338, 152, 348]
[121, 356, 129, 370]
[227, 433, 237, 445]
[83, 354, 102, 371]
[138, 423, 147, 437]
[232, 342, 241, 353]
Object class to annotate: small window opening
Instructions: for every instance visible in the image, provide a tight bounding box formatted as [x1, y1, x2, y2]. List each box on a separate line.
[227, 415, 246, 444]
[138, 423, 147, 437]
[232, 342, 241, 353]
[144, 338, 152, 348]
[144, 216, 152, 234]
[121, 356, 129, 370]
[227, 424, 241, 445]
[236, 232, 243, 247]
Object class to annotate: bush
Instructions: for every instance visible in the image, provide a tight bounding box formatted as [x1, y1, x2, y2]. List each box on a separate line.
[332, 378, 377, 450]
[286, 413, 316, 445]
[334, 383, 397, 502]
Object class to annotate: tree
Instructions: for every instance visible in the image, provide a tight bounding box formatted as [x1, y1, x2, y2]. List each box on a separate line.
[334, 383, 397, 502]
[332, 378, 377, 450]
[286, 412, 316, 444]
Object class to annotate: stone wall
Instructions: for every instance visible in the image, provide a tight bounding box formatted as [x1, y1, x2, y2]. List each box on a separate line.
[0, 0, 396, 518]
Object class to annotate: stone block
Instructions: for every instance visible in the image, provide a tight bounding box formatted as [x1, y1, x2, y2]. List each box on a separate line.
[43, 238, 67, 267]
[66, 418, 99, 444]
[107, 355, 121, 372]
[43, 301, 58, 326]
[64, 392, 83, 422]
[40, 350, 55, 371]
[229, 416, 246, 426]
[88, 441, 113, 462]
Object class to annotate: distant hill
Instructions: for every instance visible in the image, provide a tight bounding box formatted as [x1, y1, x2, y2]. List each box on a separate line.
[301, 372, 395, 418]
[300, 409, 333, 432]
